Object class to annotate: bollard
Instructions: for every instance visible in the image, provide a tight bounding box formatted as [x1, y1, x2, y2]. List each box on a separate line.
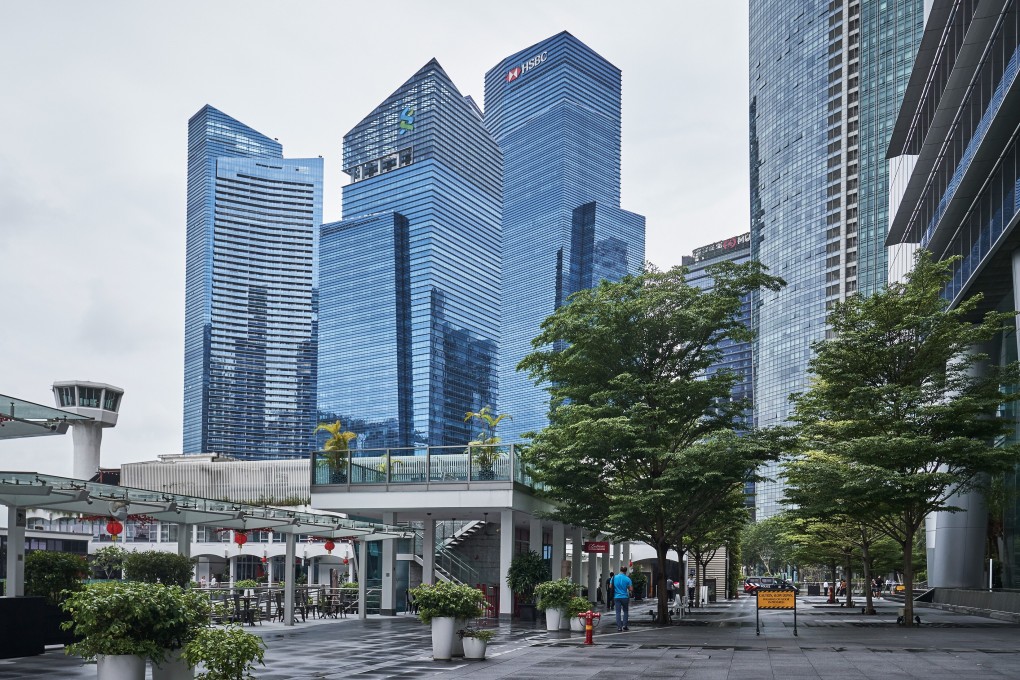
[579, 610, 601, 645]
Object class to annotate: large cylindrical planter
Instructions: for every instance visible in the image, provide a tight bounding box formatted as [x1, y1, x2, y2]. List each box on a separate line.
[462, 637, 487, 660]
[559, 607, 570, 630]
[152, 649, 194, 680]
[569, 615, 584, 632]
[431, 616, 456, 660]
[545, 607, 563, 631]
[451, 618, 467, 657]
[97, 654, 146, 680]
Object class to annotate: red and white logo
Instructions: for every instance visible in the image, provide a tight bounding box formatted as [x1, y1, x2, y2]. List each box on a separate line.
[506, 67, 522, 82]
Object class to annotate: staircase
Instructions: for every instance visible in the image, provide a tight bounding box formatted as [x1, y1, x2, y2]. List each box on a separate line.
[402, 520, 486, 586]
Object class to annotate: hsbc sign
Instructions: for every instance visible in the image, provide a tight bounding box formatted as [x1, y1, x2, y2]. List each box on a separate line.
[506, 51, 548, 82]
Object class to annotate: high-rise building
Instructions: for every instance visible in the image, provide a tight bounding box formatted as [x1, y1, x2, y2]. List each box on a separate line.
[484, 32, 645, 442]
[183, 105, 322, 459]
[684, 233, 756, 516]
[886, 0, 1020, 588]
[749, 1, 924, 518]
[317, 60, 501, 448]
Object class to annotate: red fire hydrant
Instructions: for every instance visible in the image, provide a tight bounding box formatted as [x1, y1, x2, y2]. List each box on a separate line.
[579, 610, 601, 645]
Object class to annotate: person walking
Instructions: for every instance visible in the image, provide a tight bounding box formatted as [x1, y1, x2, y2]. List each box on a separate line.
[687, 575, 696, 605]
[613, 566, 633, 631]
[605, 570, 615, 611]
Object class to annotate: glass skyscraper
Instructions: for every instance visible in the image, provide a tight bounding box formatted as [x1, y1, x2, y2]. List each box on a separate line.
[484, 32, 646, 442]
[317, 60, 501, 447]
[183, 105, 322, 459]
[749, 1, 923, 517]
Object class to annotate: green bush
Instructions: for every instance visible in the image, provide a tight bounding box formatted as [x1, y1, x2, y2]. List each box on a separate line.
[61, 581, 209, 662]
[459, 628, 496, 642]
[506, 550, 549, 601]
[234, 579, 259, 589]
[534, 578, 579, 611]
[123, 550, 196, 587]
[409, 581, 486, 624]
[565, 595, 592, 617]
[25, 551, 88, 605]
[183, 625, 266, 680]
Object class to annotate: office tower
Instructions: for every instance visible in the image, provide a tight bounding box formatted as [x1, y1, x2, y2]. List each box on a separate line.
[318, 60, 501, 447]
[183, 105, 322, 459]
[484, 32, 646, 442]
[684, 233, 756, 517]
[749, 1, 924, 518]
[887, 0, 1020, 587]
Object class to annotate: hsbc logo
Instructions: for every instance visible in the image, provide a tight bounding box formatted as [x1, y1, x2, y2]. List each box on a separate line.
[506, 51, 547, 83]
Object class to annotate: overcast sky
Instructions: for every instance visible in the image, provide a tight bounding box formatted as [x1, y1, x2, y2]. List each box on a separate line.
[0, 1, 749, 475]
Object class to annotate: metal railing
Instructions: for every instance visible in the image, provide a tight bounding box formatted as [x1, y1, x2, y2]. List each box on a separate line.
[311, 444, 541, 490]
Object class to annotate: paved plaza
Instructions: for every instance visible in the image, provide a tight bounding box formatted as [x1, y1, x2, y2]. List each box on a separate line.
[2, 595, 1018, 679]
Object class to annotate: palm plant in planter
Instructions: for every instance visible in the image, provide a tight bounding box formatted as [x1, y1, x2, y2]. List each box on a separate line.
[506, 550, 549, 621]
[182, 625, 266, 680]
[464, 406, 510, 480]
[61, 581, 208, 680]
[535, 578, 579, 631]
[409, 581, 486, 661]
[458, 628, 495, 660]
[314, 420, 357, 483]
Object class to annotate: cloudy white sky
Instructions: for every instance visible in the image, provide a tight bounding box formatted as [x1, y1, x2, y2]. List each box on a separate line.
[0, 1, 749, 475]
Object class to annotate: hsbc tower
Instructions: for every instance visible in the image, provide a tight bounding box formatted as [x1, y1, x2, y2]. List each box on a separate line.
[484, 32, 646, 443]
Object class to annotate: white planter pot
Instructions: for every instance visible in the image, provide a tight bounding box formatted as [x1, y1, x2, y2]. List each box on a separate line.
[462, 637, 487, 660]
[451, 618, 467, 657]
[559, 607, 570, 630]
[97, 654, 146, 680]
[569, 615, 585, 632]
[545, 607, 563, 631]
[152, 649, 195, 680]
[431, 616, 456, 660]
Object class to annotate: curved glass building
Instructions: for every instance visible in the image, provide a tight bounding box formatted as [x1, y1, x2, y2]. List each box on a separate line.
[484, 32, 645, 442]
[749, 1, 922, 517]
[183, 105, 322, 459]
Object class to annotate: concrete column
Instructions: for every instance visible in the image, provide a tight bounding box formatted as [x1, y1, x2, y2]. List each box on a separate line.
[612, 542, 621, 573]
[358, 539, 368, 621]
[71, 423, 103, 480]
[381, 512, 397, 615]
[571, 527, 583, 584]
[229, 553, 237, 586]
[622, 542, 631, 570]
[529, 517, 542, 555]
[499, 509, 514, 621]
[551, 523, 565, 580]
[176, 523, 191, 558]
[5, 507, 26, 597]
[422, 518, 436, 585]
[600, 536, 611, 598]
[284, 533, 296, 626]
[586, 538, 597, 603]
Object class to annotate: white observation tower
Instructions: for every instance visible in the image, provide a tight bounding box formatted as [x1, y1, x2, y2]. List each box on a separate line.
[52, 381, 124, 480]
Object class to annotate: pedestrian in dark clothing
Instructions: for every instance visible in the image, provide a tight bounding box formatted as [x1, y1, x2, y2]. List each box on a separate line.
[605, 571, 615, 611]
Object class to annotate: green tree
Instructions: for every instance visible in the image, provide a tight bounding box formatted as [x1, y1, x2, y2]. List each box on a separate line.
[519, 262, 785, 622]
[789, 253, 1020, 626]
[315, 420, 357, 482]
[465, 406, 511, 477]
[91, 545, 127, 580]
[681, 490, 747, 606]
[739, 514, 794, 575]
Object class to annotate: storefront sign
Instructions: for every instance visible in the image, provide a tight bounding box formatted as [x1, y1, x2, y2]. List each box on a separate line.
[583, 541, 609, 553]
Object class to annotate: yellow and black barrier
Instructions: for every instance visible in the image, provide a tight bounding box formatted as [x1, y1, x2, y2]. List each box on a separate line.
[755, 588, 797, 636]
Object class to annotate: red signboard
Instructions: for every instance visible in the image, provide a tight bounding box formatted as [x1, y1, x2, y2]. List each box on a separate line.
[584, 541, 609, 554]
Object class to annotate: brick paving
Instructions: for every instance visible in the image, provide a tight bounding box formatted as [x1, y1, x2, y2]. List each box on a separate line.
[1, 595, 1018, 679]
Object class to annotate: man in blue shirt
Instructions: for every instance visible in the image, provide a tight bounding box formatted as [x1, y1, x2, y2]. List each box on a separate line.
[612, 566, 633, 631]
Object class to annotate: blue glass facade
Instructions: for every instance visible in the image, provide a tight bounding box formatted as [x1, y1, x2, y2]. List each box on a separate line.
[318, 60, 501, 447]
[183, 105, 321, 459]
[887, 0, 1020, 586]
[484, 32, 645, 442]
[749, 1, 922, 517]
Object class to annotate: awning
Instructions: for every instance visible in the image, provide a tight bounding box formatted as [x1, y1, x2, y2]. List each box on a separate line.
[0, 394, 92, 440]
[0, 471, 409, 541]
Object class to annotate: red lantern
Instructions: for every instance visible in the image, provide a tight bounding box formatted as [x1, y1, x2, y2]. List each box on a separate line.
[324, 540, 335, 554]
[261, 556, 268, 564]
[234, 532, 248, 549]
[106, 520, 123, 541]
[343, 557, 349, 565]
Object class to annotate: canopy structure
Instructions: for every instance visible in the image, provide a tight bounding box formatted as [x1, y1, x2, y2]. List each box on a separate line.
[0, 471, 409, 624]
[0, 394, 91, 440]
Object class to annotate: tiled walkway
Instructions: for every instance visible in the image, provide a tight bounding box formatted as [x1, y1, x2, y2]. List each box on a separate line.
[2, 596, 1018, 679]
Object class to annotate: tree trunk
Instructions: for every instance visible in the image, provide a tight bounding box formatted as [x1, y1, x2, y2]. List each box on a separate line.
[656, 544, 669, 624]
[694, 555, 701, 608]
[902, 526, 915, 627]
[843, 553, 854, 608]
[860, 539, 875, 615]
[828, 561, 837, 603]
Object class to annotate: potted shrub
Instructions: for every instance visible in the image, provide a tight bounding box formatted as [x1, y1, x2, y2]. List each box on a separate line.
[506, 550, 549, 622]
[61, 579, 202, 680]
[630, 569, 647, 600]
[464, 407, 510, 480]
[458, 628, 495, 660]
[182, 625, 265, 680]
[409, 581, 485, 661]
[123, 551, 196, 587]
[25, 550, 88, 645]
[149, 587, 210, 680]
[566, 595, 594, 632]
[535, 578, 579, 631]
[234, 579, 258, 597]
[314, 420, 356, 483]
